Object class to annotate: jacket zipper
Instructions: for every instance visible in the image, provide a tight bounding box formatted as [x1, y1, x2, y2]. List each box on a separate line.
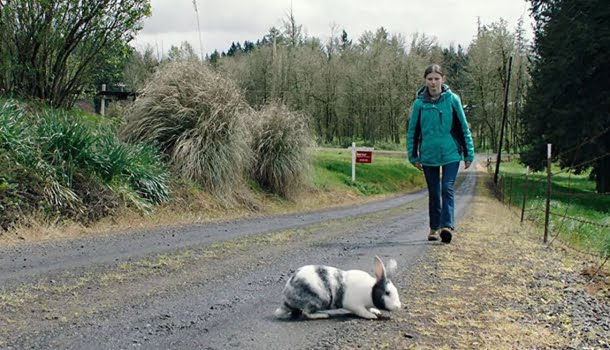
[439, 110, 443, 162]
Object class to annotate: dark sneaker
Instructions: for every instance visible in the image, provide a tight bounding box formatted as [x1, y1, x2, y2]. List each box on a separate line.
[440, 228, 453, 244]
[428, 229, 440, 241]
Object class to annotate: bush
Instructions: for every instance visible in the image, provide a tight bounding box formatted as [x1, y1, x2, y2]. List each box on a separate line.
[251, 101, 313, 198]
[122, 61, 253, 200]
[0, 99, 169, 229]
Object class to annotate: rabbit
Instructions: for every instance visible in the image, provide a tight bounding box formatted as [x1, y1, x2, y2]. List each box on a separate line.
[273, 256, 401, 320]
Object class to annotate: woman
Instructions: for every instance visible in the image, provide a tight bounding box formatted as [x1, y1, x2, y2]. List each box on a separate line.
[407, 64, 475, 244]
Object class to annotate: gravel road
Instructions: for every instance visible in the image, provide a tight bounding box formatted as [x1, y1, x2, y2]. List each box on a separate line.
[0, 166, 476, 349]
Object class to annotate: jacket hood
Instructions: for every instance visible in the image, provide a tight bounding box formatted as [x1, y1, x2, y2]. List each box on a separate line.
[416, 84, 452, 103]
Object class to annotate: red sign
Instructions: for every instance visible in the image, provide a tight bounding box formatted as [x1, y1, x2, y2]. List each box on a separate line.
[356, 151, 373, 163]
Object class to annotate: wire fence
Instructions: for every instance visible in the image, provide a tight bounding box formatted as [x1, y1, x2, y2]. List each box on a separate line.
[489, 138, 610, 276]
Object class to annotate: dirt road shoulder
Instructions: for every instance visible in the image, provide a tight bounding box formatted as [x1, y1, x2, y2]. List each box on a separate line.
[328, 165, 610, 350]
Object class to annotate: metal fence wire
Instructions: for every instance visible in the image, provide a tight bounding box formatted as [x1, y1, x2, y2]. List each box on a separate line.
[488, 140, 610, 268]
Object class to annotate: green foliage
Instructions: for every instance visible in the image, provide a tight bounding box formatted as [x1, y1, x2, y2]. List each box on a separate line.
[90, 41, 135, 92]
[0, 99, 169, 229]
[93, 133, 170, 209]
[251, 102, 314, 198]
[0, 0, 151, 108]
[442, 44, 470, 98]
[123, 45, 160, 91]
[522, 0, 610, 192]
[122, 61, 253, 200]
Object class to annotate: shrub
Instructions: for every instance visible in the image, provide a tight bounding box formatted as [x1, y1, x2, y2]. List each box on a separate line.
[0, 99, 169, 229]
[251, 101, 313, 198]
[122, 61, 253, 199]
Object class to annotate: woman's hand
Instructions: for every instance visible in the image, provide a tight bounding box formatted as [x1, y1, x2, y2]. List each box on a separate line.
[415, 162, 423, 171]
[464, 161, 472, 169]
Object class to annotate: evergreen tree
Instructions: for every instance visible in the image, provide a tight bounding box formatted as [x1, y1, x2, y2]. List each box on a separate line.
[521, 0, 610, 192]
[243, 41, 255, 53]
[226, 42, 243, 57]
[340, 30, 352, 50]
[208, 50, 221, 66]
[442, 44, 470, 98]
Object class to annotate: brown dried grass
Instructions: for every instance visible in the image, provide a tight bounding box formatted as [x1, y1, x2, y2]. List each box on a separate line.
[121, 60, 253, 202]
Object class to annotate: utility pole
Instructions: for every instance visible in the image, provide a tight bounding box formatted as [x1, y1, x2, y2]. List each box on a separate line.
[192, 0, 205, 61]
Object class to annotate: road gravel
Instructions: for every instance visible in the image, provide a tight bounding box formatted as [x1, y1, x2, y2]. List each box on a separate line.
[0, 166, 476, 349]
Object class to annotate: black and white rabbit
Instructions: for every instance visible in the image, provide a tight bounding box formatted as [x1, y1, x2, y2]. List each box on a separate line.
[274, 256, 401, 320]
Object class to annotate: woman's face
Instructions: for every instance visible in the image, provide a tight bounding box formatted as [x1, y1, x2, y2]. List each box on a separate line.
[425, 72, 443, 96]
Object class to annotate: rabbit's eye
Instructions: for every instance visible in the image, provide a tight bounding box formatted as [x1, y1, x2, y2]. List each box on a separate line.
[385, 291, 391, 296]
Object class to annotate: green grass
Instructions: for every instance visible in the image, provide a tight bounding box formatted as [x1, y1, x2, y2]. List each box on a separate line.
[495, 160, 610, 257]
[312, 149, 425, 196]
[1, 94, 425, 233]
[0, 98, 170, 229]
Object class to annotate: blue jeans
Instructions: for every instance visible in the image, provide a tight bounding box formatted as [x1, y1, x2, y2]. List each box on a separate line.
[423, 162, 460, 231]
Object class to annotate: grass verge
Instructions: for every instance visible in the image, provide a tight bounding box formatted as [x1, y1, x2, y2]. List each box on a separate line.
[312, 148, 423, 196]
[493, 160, 610, 257]
[0, 147, 424, 244]
[332, 163, 610, 350]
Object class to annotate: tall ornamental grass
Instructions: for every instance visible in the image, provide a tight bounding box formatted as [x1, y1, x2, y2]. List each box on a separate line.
[251, 101, 314, 198]
[0, 99, 170, 229]
[122, 61, 253, 199]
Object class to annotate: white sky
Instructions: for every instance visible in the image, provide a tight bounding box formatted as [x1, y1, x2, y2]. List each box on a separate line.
[132, 0, 533, 58]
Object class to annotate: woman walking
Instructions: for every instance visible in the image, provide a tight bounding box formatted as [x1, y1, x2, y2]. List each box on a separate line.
[407, 64, 475, 244]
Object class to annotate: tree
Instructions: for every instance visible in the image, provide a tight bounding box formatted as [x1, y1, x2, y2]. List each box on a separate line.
[0, 0, 151, 108]
[90, 40, 134, 91]
[521, 0, 610, 192]
[466, 19, 515, 151]
[208, 50, 221, 67]
[243, 41, 255, 53]
[226, 42, 243, 57]
[508, 16, 531, 154]
[442, 45, 470, 98]
[167, 41, 200, 62]
[123, 45, 159, 91]
[340, 30, 352, 50]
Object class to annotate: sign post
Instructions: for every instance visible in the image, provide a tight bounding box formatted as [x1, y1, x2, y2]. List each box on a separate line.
[352, 142, 356, 183]
[351, 143, 374, 183]
[100, 83, 106, 116]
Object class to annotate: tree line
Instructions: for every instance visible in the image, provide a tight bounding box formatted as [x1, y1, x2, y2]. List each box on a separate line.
[1, 0, 608, 192]
[195, 13, 531, 153]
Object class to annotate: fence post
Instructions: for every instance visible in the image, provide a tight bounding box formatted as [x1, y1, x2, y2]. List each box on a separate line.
[520, 166, 529, 223]
[351, 142, 356, 183]
[544, 144, 552, 243]
[508, 175, 513, 206]
[500, 175, 504, 203]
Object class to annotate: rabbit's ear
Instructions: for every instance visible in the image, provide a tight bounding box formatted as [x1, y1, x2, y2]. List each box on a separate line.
[386, 259, 398, 278]
[374, 256, 386, 280]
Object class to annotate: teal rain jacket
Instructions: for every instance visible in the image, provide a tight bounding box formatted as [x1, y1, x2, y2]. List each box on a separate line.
[407, 84, 475, 166]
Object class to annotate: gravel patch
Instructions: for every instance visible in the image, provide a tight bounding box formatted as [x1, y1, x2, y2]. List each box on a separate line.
[311, 167, 610, 350]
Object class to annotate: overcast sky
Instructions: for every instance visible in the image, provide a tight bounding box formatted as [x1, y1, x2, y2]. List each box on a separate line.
[132, 0, 533, 58]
